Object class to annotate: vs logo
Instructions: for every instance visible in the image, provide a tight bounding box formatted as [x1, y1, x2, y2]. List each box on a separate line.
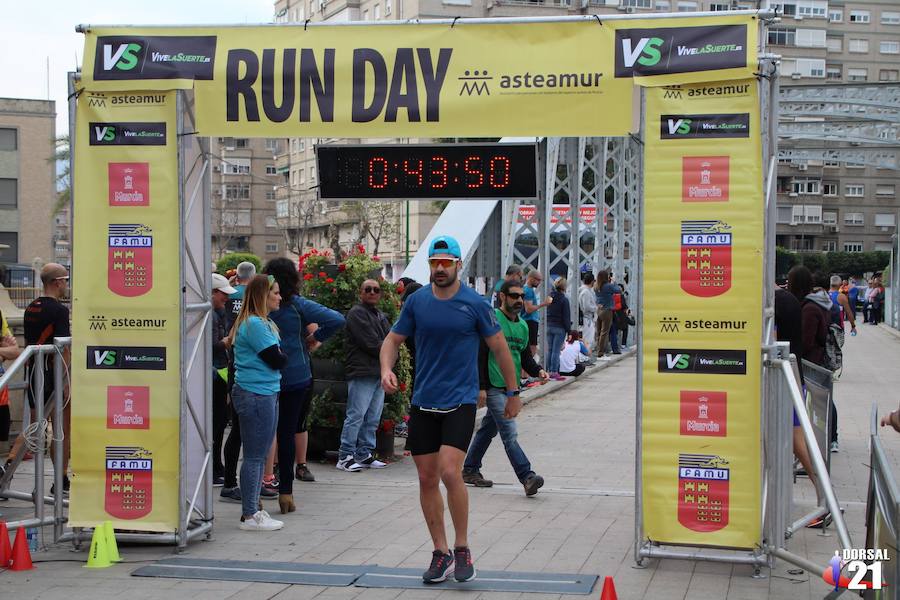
[102, 42, 143, 72]
[665, 353, 691, 370]
[620, 37, 664, 69]
[94, 349, 117, 366]
[94, 125, 116, 142]
[667, 118, 692, 136]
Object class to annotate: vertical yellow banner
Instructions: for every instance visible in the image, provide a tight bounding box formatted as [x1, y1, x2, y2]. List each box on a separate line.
[70, 90, 181, 532]
[641, 80, 763, 548]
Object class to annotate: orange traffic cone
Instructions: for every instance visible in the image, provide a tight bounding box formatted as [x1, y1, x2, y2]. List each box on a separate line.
[599, 576, 617, 600]
[0, 522, 11, 567]
[9, 527, 33, 571]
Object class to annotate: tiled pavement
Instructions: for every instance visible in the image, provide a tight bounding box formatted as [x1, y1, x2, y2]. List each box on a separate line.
[1, 328, 899, 600]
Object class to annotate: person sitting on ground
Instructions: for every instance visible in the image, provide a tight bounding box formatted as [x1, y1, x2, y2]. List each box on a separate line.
[559, 333, 590, 378]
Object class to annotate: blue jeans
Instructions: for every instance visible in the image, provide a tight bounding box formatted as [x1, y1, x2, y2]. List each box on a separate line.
[464, 387, 533, 482]
[231, 384, 278, 517]
[340, 377, 385, 462]
[547, 326, 566, 373]
[609, 318, 621, 353]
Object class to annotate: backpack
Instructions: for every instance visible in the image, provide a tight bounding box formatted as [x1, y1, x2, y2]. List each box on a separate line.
[612, 292, 623, 311]
[824, 322, 844, 373]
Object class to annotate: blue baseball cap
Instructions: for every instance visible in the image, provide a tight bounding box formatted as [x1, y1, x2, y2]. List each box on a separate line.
[428, 236, 461, 259]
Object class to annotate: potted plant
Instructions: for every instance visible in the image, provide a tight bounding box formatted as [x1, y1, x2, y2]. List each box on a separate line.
[300, 245, 412, 459]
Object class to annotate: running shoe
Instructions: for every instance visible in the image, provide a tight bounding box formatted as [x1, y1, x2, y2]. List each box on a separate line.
[213, 476, 225, 487]
[830, 441, 839, 453]
[259, 484, 278, 499]
[807, 512, 833, 529]
[50, 475, 70, 498]
[239, 509, 283, 531]
[549, 373, 566, 381]
[423, 550, 454, 584]
[523, 473, 544, 497]
[354, 454, 387, 469]
[453, 546, 476, 582]
[220, 486, 242, 503]
[462, 470, 493, 487]
[336, 455, 362, 472]
[295, 463, 315, 482]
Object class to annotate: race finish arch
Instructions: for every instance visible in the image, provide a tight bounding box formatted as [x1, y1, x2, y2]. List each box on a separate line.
[71, 11, 778, 560]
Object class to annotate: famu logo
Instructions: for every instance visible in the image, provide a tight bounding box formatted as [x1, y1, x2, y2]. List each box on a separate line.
[661, 114, 750, 139]
[615, 25, 747, 77]
[94, 35, 216, 81]
[89, 122, 167, 146]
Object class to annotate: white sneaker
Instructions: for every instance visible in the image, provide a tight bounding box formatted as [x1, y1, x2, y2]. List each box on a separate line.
[239, 509, 283, 531]
[336, 455, 362, 472]
[354, 454, 387, 469]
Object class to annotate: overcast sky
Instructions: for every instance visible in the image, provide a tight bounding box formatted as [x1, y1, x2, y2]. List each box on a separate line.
[1, 0, 273, 135]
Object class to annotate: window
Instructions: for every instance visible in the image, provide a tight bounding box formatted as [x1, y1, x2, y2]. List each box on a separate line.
[826, 66, 842, 80]
[829, 9, 842, 22]
[266, 242, 279, 254]
[709, 3, 731, 10]
[266, 190, 277, 201]
[880, 41, 900, 54]
[791, 178, 821, 195]
[0, 129, 16, 151]
[826, 37, 842, 52]
[792, 204, 822, 223]
[846, 184, 865, 197]
[823, 240, 837, 252]
[235, 138, 249, 149]
[768, 28, 795, 46]
[849, 10, 870, 23]
[880, 70, 900, 81]
[299, 139, 305, 151]
[385, 0, 392, 14]
[823, 210, 837, 224]
[622, 0, 653, 5]
[822, 182, 837, 196]
[844, 212, 864, 225]
[309, 0, 314, 15]
[655, 0, 670, 7]
[844, 242, 863, 252]
[276, 200, 289, 218]
[824, 160, 840, 169]
[299, 169, 305, 184]
[222, 210, 251, 227]
[265, 138, 279, 153]
[877, 184, 896, 197]
[266, 216, 278, 228]
[374, 4, 381, 18]
[795, 29, 827, 48]
[883, 11, 900, 25]
[776, 3, 796, 16]
[793, 58, 825, 78]
[266, 165, 277, 175]
[777, 206, 792, 224]
[309, 166, 316, 181]
[677, 1, 697, 11]
[224, 183, 250, 200]
[798, 4, 825, 18]
[224, 162, 250, 175]
[363, 9, 369, 19]
[849, 39, 869, 53]
[875, 213, 896, 227]
[848, 68, 868, 82]
[0, 179, 17, 207]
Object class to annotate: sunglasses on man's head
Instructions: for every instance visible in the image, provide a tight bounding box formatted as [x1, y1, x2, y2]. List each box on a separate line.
[428, 258, 457, 269]
[267, 274, 276, 288]
[364, 286, 381, 294]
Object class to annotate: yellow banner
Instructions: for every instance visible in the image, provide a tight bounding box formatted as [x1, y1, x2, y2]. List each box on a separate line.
[70, 90, 181, 532]
[640, 79, 763, 548]
[79, 16, 757, 137]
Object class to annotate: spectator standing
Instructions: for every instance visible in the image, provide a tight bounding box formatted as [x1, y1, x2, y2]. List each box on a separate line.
[227, 274, 285, 531]
[463, 280, 548, 495]
[0, 307, 20, 463]
[828, 275, 857, 335]
[5, 264, 71, 496]
[491, 265, 523, 308]
[521, 270, 552, 360]
[546, 277, 571, 381]
[872, 277, 885, 324]
[338, 279, 392, 472]
[265, 258, 344, 513]
[578, 273, 597, 354]
[211, 273, 237, 487]
[594, 270, 621, 357]
[847, 277, 859, 320]
[226, 261, 257, 329]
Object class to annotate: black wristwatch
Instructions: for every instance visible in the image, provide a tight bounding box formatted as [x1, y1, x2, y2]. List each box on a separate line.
[505, 389, 520, 398]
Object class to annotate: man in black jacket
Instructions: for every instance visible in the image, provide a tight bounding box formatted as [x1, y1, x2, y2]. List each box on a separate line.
[338, 279, 392, 472]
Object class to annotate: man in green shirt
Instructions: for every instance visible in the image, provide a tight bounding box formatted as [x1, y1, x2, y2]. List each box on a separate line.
[463, 280, 548, 496]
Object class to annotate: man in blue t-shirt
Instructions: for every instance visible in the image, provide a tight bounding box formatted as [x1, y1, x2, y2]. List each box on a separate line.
[381, 236, 518, 585]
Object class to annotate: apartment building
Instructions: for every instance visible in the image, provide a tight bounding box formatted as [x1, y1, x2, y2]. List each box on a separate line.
[272, 0, 898, 267]
[765, 0, 900, 254]
[0, 98, 55, 272]
[211, 136, 284, 261]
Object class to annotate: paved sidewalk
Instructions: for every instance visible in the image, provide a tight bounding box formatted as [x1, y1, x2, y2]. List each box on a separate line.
[1, 330, 898, 600]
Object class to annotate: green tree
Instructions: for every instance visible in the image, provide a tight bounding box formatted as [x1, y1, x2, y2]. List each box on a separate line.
[215, 252, 261, 274]
[50, 135, 70, 216]
[775, 246, 798, 278]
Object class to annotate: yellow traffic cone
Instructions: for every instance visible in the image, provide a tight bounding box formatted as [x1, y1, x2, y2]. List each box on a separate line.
[103, 521, 121, 563]
[84, 525, 111, 568]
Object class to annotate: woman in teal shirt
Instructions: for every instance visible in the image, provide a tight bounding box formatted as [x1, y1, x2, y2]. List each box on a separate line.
[228, 274, 286, 532]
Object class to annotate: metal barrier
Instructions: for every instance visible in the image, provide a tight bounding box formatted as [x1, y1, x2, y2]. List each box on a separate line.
[0, 337, 69, 545]
[799, 359, 834, 476]
[864, 405, 899, 598]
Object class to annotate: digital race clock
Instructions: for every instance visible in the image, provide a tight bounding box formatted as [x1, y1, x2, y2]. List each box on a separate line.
[316, 143, 538, 200]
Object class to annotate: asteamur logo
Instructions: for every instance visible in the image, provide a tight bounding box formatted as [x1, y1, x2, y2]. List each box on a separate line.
[458, 67, 606, 96]
[615, 25, 747, 77]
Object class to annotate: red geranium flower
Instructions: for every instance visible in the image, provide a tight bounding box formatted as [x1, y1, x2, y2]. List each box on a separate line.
[319, 271, 327, 278]
[338, 263, 346, 272]
[303, 273, 313, 280]
[356, 244, 366, 254]
[399, 383, 407, 392]
[325, 277, 334, 283]
[373, 255, 380, 262]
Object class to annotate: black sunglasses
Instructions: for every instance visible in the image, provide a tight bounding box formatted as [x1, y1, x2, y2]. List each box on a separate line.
[504, 292, 524, 299]
[364, 286, 381, 294]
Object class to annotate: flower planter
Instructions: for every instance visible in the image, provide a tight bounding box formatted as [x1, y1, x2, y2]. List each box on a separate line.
[375, 430, 395, 460]
[307, 425, 342, 459]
